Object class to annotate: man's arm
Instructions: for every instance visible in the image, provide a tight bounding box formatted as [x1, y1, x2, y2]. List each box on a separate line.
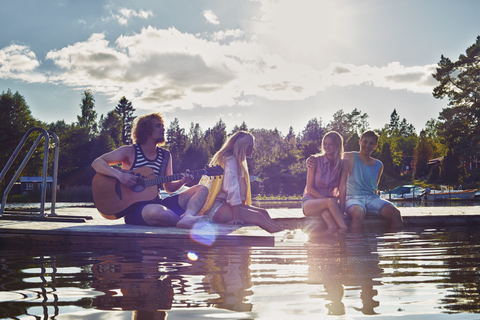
[375, 161, 384, 195]
[91, 146, 138, 188]
[306, 155, 317, 170]
[338, 158, 349, 213]
[163, 154, 193, 193]
[343, 152, 354, 175]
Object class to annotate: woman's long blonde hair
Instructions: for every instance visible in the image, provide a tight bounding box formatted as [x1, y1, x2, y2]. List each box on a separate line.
[211, 131, 254, 178]
[316, 131, 344, 175]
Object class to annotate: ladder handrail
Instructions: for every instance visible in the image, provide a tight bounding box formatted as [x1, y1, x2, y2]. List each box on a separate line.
[0, 127, 60, 217]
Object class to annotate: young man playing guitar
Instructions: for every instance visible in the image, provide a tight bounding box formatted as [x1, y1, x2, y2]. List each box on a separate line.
[91, 112, 208, 229]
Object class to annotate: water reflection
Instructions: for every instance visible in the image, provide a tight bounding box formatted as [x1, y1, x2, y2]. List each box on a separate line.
[306, 232, 382, 315]
[2, 227, 480, 319]
[91, 254, 174, 318]
[88, 246, 253, 318]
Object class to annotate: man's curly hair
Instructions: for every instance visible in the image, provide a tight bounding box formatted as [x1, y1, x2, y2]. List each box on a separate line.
[131, 113, 165, 145]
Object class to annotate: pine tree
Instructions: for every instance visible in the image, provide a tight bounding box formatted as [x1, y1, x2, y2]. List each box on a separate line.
[77, 89, 97, 136]
[413, 131, 434, 179]
[114, 96, 136, 145]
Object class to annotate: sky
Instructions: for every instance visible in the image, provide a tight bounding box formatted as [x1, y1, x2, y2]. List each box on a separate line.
[1, 0, 480, 136]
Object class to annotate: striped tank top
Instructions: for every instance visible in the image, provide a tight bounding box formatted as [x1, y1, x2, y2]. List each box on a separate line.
[130, 144, 170, 178]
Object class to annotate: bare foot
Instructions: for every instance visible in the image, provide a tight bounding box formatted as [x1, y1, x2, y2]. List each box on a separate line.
[176, 215, 206, 229]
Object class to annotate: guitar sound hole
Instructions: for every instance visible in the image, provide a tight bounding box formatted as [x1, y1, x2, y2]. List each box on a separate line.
[131, 181, 146, 193]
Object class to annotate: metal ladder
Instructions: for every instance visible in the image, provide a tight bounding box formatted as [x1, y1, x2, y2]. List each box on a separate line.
[0, 127, 89, 222]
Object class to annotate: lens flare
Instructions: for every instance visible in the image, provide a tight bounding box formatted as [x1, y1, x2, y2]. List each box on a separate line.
[187, 252, 198, 261]
[189, 220, 218, 246]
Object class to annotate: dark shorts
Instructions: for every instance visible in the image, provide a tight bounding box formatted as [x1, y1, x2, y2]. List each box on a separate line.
[124, 194, 185, 226]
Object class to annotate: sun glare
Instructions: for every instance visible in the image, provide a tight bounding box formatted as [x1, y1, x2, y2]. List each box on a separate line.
[256, 0, 352, 60]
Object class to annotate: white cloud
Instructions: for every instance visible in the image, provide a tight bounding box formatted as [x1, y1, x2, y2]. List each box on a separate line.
[110, 8, 154, 25]
[212, 29, 244, 41]
[322, 62, 437, 94]
[0, 44, 46, 83]
[2, 23, 438, 113]
[203, 10, 220, 25]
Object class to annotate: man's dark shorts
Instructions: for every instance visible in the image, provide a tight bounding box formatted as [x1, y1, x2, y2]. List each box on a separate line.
[124, 194, 185, 226]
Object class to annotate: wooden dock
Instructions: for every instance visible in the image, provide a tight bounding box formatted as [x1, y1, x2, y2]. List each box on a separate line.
[1, 206, 479, 248]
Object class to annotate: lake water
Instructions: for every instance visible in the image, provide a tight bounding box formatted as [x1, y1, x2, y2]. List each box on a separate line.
[1, 225, 480, 319]
[4, 198, 480, 212]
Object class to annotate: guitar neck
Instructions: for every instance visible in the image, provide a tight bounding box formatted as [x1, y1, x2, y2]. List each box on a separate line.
[145, 170, 204, 187]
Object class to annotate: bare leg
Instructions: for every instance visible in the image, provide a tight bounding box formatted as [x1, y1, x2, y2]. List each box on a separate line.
[243, 205, 283, 232]
[176, 185, 209, 229]
[322, 210, 339, 230]
[303, 197, 347, 229]
[213, 204, 283, 233]
[380, 204, 403, 229]
[346, 205, 365, 230]
[141, 204, 181, 227]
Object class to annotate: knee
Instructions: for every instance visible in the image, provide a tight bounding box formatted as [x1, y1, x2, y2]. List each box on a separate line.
[259, 208, 269, 216]
[348, 207, 365, 220]
[192, 184, 208, 198]
[326, 197, 339, 209]
[142, 205, 167, 222]
[143, 204, 161, 216]
[391, 207, 402, 220]
[383, 205, 401, 219]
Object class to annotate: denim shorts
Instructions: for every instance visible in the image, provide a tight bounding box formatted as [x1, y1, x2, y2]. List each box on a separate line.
[124, 194, 185, 226]
[345, 195, 393, 216]
[204, 199, 227, 221]
[301, 196, 315, 210]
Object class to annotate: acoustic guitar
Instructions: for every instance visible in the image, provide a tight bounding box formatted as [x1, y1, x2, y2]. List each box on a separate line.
[92, 165, 223, 220]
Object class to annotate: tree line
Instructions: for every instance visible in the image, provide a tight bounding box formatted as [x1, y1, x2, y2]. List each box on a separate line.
[1, 36, 480, 195]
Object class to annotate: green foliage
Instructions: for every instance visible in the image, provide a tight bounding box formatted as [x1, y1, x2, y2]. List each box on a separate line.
[428, 164, 442, 182]
[441, 149, 464, 185]
[99, 111, 122, 148]
[114, 96, 136, 145]
[8, 84, 480, 196]
[344, 132, 360, 152]
[249, 128, 304, 195]
[380, 142, 396, 177]
[327, 108, 369, 138]
[386, 109, 416, 138]
[182, 123, 210, 172]
[377, 110, 417, 175]
[231, 121, 248, 134]
[433, 36, 480, 162]
[166, 118, 188, 173]
[48, 124, 94, 186]
[299, 118, 323, 159]
[77, 89, 97, 135]
[424, 118, 446, 158]
[413, 131, 434, 179]
[0, 89, 42, 190]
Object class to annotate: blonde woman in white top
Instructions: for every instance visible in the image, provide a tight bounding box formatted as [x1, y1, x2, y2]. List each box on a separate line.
[202, 131, 283, 233]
